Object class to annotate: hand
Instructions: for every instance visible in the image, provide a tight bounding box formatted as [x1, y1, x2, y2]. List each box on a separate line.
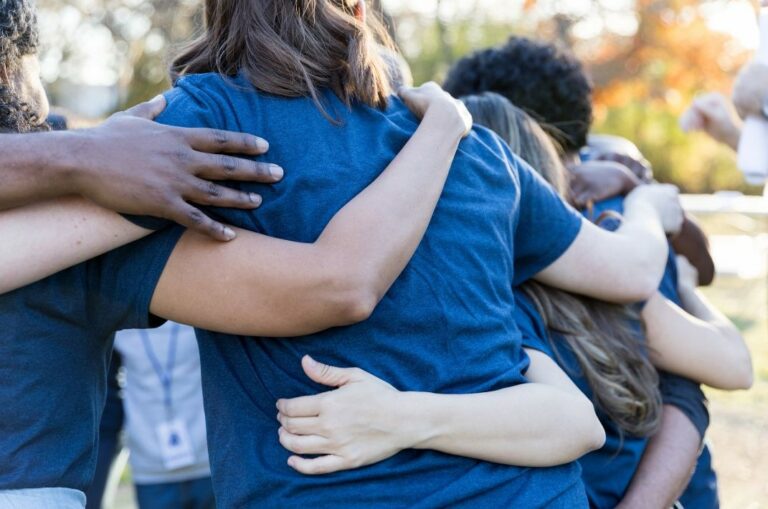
[733, 62, 768, 121]
[568, 160, 642, 208]
[399, 82, 473, 138]
[680, 93, 743, 150]
[626, 183, 684, 236]
[71, 96, 283, 241]
[676, 255, 699, 292]
[591, 151, 653, 183]
[276, 356, 406, 475]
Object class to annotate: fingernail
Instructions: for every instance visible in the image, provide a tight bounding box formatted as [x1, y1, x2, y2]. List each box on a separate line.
[270, 164, 284, 180]
[223, 227, 236, 241]
[151, 94, 164, 103]
[250, 193, 262, 206]
[256, 138, 269, 152]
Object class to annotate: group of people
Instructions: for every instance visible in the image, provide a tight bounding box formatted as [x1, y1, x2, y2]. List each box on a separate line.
[0, 0, 765, 508]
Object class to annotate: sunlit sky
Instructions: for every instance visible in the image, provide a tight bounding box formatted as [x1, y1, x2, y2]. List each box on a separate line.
[41, 0, 764, 87]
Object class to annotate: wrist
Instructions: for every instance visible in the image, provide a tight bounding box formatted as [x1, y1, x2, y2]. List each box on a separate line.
[398, 392, 444, 451]
[48, 130, 94, 195]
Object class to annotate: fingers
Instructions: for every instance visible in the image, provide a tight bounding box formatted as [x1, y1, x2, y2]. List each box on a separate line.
[121, 95, 167, 120]
[168, 202, 237, 242]
[182, 127, 270, 156]
[184, 178, 263, 209]
[301, 355, 362, 387]
[193, 153, 283, 183]
[278, 427, 330, 456]
[277, 394, 323, 418]
[287, 454, 347, 476]
[277, 413, 322, 436]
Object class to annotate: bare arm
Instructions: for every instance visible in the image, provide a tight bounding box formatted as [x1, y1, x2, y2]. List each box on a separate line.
[535, 184, 679, 303]
[0, 96, 279, 241]
[616, 405, 700, 509]
[641, 258, 752, 390]
[151, 84, 471, 336]
[275, 351, 605, 475]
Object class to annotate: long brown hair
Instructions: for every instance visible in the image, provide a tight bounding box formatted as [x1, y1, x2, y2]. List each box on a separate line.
[462, 92, 662, 437]
[170, 0, 394, 115]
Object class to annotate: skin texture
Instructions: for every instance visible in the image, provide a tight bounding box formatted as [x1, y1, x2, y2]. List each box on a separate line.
[536, 183, 679, 304]
[0, 96, 281, 241]
[641, 256, 753, 391]
[568, 159, 642, 208]
[275, 351, 605, 475]
[733, 62, 768, 120]
[616, 406, 701, 509]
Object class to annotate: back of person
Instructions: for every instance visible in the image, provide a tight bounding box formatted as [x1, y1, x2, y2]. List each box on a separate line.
[157, 72, 585, 508]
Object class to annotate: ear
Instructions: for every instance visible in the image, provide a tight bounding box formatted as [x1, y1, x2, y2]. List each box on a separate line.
[354, 0, 366, 22]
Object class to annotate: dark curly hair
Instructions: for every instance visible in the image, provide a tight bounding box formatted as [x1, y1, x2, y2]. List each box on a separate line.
[0, 0, 45, 132]
[444, 37, 593, 153]
[0, 0, 39, 68]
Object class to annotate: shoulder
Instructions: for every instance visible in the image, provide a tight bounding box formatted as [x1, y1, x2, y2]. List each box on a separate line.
[158, 73, 255, 130]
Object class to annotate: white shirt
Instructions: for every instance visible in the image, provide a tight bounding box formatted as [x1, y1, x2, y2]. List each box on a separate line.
[114, 322, 210, 484]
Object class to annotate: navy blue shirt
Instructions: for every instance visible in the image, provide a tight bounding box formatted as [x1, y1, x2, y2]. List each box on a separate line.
[0, 230, 183, 492]
[155, 73, 587, 508]
[514, 289, 649, 508]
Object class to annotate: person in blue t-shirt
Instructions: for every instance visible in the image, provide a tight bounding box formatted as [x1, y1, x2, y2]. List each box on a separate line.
[3, 2, 686, 509]
[275, 94, 753, 509]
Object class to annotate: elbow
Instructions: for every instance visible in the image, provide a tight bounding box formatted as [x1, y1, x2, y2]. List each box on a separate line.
[580, 401, 607, 454]
[725, 348, 754, 391]
[565, 396, 606, 460]
[329, 270, 381, 325]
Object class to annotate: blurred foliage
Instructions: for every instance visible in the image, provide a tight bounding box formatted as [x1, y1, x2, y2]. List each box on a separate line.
[36, 0, 764, 194]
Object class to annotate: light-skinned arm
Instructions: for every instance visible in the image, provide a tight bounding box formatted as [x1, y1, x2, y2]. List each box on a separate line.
[641, 257, 753, 391]
[275, 350, 605, 475]
[535, 184, 680, 303]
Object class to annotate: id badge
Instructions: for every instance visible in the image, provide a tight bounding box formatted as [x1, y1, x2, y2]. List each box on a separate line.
[156, 419, 196, 470]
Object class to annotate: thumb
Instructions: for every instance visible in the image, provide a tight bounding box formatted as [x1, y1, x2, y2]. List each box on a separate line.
[121, 95, 167, 120]
[301, 355, 363, 388]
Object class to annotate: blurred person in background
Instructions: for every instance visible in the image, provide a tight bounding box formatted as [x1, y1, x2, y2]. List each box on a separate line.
[114, 322, 213, 509]
[443, 37, 723, 509]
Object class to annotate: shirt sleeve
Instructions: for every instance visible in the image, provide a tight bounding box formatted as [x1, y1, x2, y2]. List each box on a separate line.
[513, 290, 555, 358]
[658, 370, 710, 439]
[86, 225, 186, 331]
[512, 157, 583, 286]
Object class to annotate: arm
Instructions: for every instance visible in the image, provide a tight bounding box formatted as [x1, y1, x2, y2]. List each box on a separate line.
[0, 96, 279, 240]
[275, 351, 605, 475]
[670, 215, 716, 287]
[535, 184, 680, 303]
[680, 93, 743, 151]
[641, 257, 753, 390]
[150, 84, 472, 336]
[616, 405, 701, 509]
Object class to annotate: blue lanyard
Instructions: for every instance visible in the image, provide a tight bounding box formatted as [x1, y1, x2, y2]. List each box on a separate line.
[139, 323, 180, 415]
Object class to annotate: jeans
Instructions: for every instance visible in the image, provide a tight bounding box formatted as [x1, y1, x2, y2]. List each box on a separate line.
[0, 488, 86, 509]
[135, 476, 215, 509]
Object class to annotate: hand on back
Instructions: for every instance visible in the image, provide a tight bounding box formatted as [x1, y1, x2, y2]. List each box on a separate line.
[71, 95, 283, 241]
[626, 183, 684, 237]
[399, 82, 472, 138]
[568, 160, 642, 208]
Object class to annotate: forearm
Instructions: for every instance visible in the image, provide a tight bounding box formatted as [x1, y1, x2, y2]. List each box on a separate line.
[0, 198, 149, 294]
[0, 131, 81, 209]
[400, 384, 603, 466]
[643, 292, 752, 390]
[617, 198, 668, 287]
[617, 405, 700, 509]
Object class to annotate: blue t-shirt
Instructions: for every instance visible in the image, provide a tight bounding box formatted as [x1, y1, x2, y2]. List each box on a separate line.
[585, 197, 717, 505]
[155, 73, 586, 508]
[513, 289, 649, 509]
[0, 229, 183, 492]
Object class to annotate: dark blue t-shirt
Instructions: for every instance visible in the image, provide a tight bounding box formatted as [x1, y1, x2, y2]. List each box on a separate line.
[156, 73, 586, 508]
[513, 289, 649, 508]
[0, 229, 183, 492]
[587, 197, 717, 506]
